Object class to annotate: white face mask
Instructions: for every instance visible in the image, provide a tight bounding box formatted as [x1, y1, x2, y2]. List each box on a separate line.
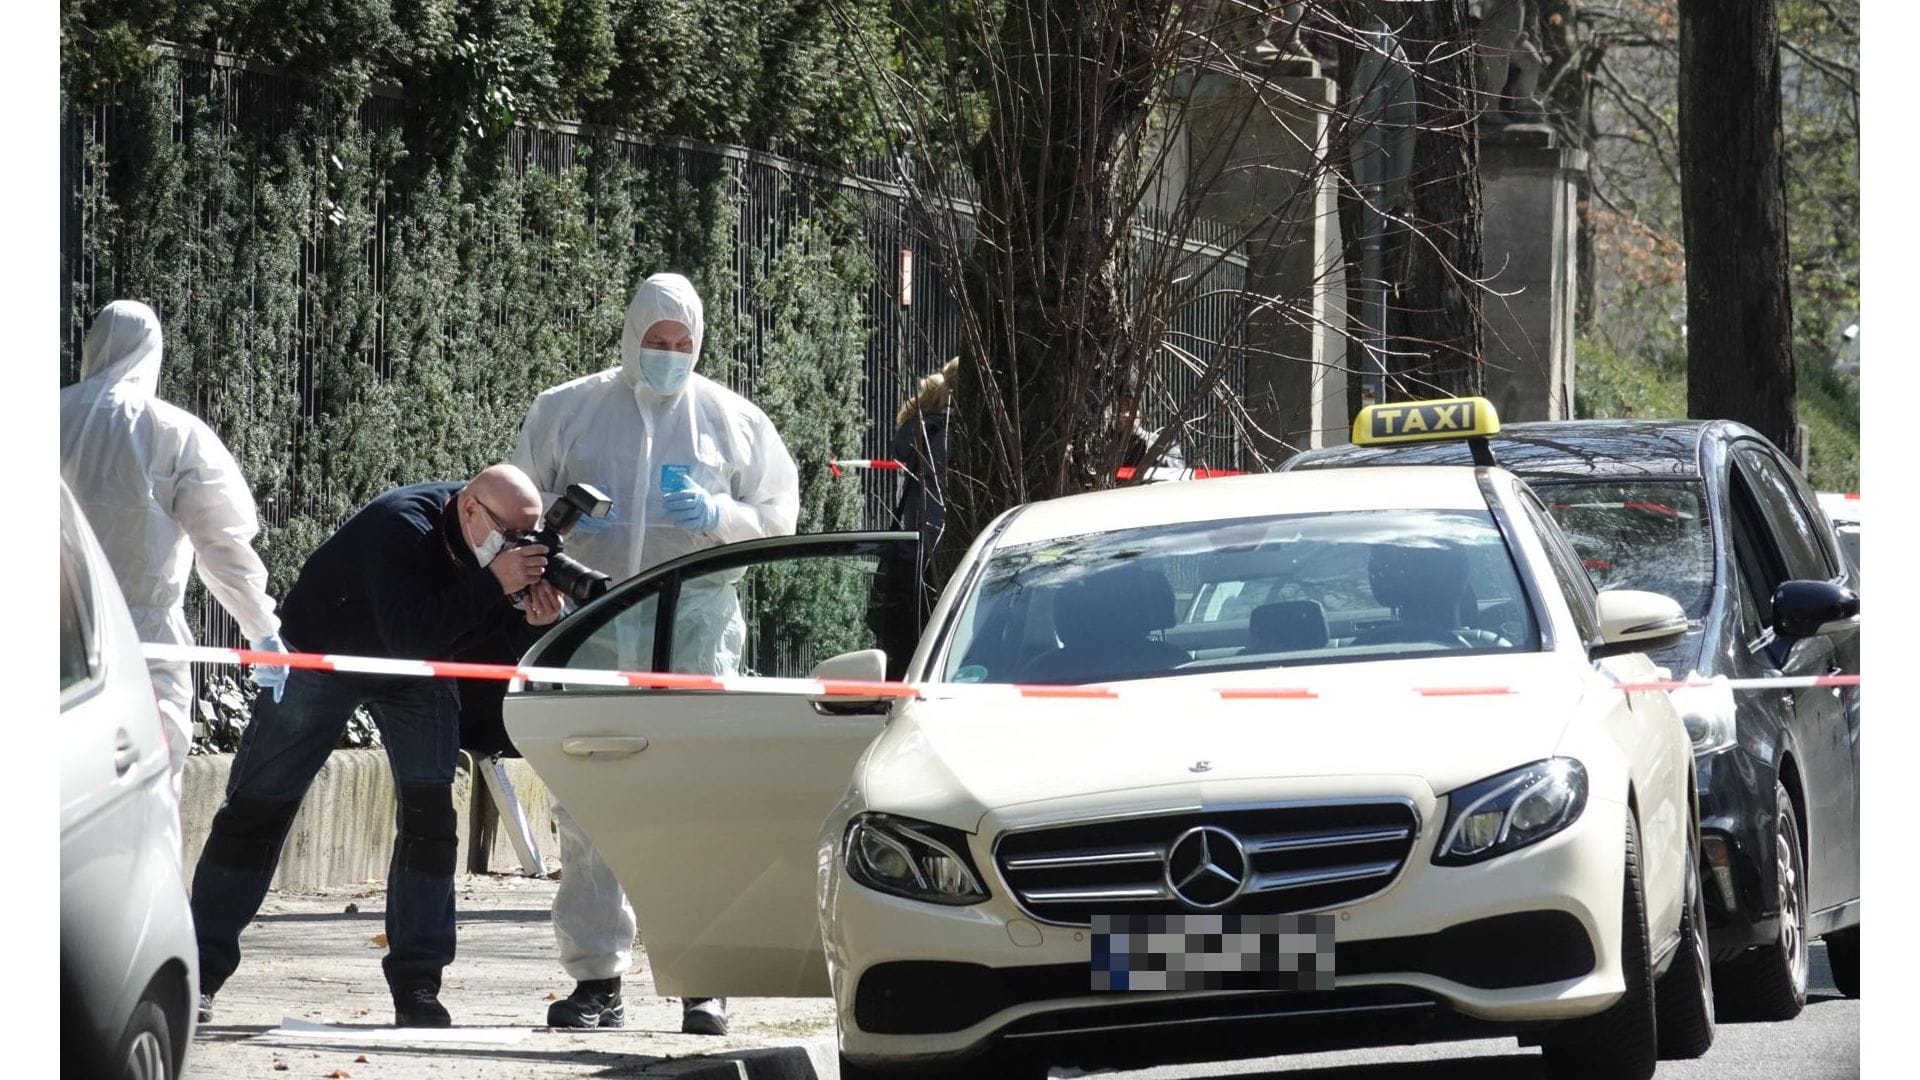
[473, 529, 507, 568]
[637, 347, 695, 395]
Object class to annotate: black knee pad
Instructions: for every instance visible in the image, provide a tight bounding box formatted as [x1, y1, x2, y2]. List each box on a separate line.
[395, 783, 458, 877]
[201, 791, 302, 873]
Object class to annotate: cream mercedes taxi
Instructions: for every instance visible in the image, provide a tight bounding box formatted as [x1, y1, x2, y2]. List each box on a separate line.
[505, 398, 1711, 1080]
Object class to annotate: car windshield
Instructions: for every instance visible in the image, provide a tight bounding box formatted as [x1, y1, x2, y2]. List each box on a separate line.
[939, 509, 1540, 685]
[1534, 481, 1714, 619]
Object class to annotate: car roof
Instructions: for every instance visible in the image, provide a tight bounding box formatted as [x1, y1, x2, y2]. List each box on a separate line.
[1286, 419, 1728, 480]
[995, 466, 1498, 547]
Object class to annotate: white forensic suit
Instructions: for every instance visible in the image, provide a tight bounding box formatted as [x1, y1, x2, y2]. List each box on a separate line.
[512, 272, 799, 983]
[59, 301, 285, 793]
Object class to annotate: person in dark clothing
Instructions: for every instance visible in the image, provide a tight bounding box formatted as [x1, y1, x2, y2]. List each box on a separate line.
[871, 360, 956, 678]
[190, 465, 564, 1028]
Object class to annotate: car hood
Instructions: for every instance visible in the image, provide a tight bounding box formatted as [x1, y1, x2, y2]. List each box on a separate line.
[863, 653, 1592, 831]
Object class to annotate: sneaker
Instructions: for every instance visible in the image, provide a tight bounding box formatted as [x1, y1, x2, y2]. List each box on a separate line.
[681, 996, 728, 1036]
[197, 993, 215, 1025]
[546, 977, 624, 1029]
[393, 985, 452, 1028]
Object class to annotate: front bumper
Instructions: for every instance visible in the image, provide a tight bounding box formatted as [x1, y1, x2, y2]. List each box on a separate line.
[825, 790, 1632, 1071]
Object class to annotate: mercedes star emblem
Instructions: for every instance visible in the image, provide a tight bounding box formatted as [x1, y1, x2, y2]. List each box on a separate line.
[1165, 825, 1249, 909]
[1189, 760, 1213, 773]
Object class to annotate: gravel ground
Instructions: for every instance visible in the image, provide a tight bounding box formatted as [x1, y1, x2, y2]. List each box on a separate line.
[185, 874, 834, 1079]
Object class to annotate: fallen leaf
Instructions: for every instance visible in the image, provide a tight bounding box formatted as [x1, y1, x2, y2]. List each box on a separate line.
[353, 1056, 369, 1064]
[272, 1065, 289, 1073]
[353, 1008, 370, 1017]
[369, 932, 388, 948]
[344, 902, 359, 914]
[326, 1071, 352, 1079]
[544, 992, 560, 1001]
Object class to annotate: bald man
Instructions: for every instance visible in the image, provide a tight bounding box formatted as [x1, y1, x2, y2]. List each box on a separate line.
[189, 466, 565, 1028]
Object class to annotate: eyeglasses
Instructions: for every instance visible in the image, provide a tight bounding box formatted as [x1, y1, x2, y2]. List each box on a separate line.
[474, 499, 533, 542]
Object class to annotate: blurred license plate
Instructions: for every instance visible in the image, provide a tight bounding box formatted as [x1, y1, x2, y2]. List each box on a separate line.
[1090, 913, 1335, 992]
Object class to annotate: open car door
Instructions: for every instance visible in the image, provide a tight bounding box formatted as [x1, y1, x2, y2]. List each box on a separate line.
[504, 532, 919, 997]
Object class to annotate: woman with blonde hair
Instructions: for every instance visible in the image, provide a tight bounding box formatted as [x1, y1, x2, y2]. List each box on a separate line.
[872, 358, 958, 676]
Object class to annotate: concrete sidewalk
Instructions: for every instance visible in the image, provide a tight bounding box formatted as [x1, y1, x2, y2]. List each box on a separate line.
[186, 875, 835, 1079]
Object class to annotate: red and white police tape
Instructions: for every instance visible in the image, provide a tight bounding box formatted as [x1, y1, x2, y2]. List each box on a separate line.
[828, 459, 1245, 483]
[140, 643, 1857, 701]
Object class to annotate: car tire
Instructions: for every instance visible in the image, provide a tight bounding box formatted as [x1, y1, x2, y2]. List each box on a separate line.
[1824, 925, 1860, 999]
[1655, 835, 1715, 1059]
[1715, 781, 1809, 1022]
[1541, 812, 1656, 1080]
[115, 1000, 175, 1080]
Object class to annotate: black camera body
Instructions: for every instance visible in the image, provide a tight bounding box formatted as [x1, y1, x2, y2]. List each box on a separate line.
[512, 482, 613, 604]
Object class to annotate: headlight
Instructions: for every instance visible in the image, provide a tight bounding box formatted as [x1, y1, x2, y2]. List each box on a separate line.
[1434, 758, 1588, 866]
[844, 813, 989, 905]
[1670, 679, 1736, 755]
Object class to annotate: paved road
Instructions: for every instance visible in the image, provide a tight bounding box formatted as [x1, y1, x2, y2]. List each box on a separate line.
[188, 877, 1858, 1079]
[1100, 941, 1859, 1080]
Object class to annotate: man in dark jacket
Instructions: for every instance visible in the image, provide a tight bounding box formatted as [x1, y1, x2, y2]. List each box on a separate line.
[189, 464, 564, 1028]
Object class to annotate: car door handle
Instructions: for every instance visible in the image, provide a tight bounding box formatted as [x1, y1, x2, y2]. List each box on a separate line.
[113, 730, 138, 776]
[561, 736, 650, 757]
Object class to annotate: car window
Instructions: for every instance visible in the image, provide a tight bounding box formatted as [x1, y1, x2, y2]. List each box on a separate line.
[556, 587, 662, 681]
[59, 510, 99, 694]
[1734, 446, 1836, 582]
[1726, 465, 1788, 627]
[940, 509, 1540, 686]
[1516, 490, 1600, 645]
[670, 553, 893, 678]
[1532, 480, 1714, 619]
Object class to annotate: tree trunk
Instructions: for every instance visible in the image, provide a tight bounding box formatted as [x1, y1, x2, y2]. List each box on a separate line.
[1392, 0, 1484, 397]
[1678, 0, 1797, 456]
[940, 1, 1166, 575]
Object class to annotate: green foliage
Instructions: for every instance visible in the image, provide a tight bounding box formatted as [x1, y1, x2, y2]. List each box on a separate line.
[64, 8, 898, 731]
[63, 0, 896, 163]
[1575, 336, 1858, 492]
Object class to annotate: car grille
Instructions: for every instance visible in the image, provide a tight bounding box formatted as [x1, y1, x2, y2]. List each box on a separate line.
[994, 802, 1419, 926]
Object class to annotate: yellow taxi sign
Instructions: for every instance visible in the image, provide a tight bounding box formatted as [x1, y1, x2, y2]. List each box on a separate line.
[1351, 396, 1501, 446]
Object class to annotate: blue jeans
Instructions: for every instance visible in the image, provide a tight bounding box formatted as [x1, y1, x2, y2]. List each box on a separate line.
[191, 668, 461, 997]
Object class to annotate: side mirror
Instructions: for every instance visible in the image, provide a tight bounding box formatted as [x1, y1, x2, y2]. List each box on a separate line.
[809, 649, 891, 717]
[812, 649, 887, 683]
[1592, 590, 1689, 659]
[1771, 580, 1859, 640]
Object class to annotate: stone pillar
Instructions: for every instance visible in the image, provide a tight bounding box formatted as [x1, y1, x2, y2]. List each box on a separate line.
[1180, 61, 1348, 462]
[1479, 126, 1588, 421]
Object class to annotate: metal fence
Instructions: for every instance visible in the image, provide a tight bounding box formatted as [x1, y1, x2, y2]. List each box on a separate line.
[61, 49, 1248, 656]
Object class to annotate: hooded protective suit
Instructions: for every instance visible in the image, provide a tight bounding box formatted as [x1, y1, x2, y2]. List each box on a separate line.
[59, 301, 283, 787]
[513, 274, 798, 991]
[513, 272, 799, 672]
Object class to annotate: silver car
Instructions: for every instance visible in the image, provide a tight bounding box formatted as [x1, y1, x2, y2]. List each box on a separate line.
[60, 482, 198, 1080]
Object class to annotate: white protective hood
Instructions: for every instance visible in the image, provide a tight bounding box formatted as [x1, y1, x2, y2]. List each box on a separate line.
[59, 301, 280, 646]
[513, 274, 799, 672]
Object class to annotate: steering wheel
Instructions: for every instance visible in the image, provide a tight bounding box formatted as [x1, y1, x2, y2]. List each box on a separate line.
[1350, 624, 1473, 649]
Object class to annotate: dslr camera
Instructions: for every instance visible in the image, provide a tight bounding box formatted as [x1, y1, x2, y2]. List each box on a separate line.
[510, 483, 614, 604]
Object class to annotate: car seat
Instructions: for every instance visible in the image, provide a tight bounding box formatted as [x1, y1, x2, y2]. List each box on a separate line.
[1021, 564, 1189, 682]
[1351, 543, 1478, 648]
[1240, 600, 1329, 655]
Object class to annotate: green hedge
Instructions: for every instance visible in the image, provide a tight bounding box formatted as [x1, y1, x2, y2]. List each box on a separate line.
[61, 3, 902, 738]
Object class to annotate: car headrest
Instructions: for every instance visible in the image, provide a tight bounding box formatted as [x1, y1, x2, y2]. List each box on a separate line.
[1368, 543, 1470, 617]
[1247, 600, 1329, 653]
[1053, 564, 1177, 647]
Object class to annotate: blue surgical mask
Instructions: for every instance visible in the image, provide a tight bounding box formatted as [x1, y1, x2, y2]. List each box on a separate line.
[637, 348, 694, 395]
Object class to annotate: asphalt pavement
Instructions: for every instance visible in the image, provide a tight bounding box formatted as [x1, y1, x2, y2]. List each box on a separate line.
[186, 876, 1860, 1079]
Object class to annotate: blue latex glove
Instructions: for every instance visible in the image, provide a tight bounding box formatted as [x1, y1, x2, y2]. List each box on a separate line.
[662, 481, 720, 532]
[249, 634, 291, 704]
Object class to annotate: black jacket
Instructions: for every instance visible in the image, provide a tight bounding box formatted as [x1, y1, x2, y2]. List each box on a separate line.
[279, 481, 544, 664]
